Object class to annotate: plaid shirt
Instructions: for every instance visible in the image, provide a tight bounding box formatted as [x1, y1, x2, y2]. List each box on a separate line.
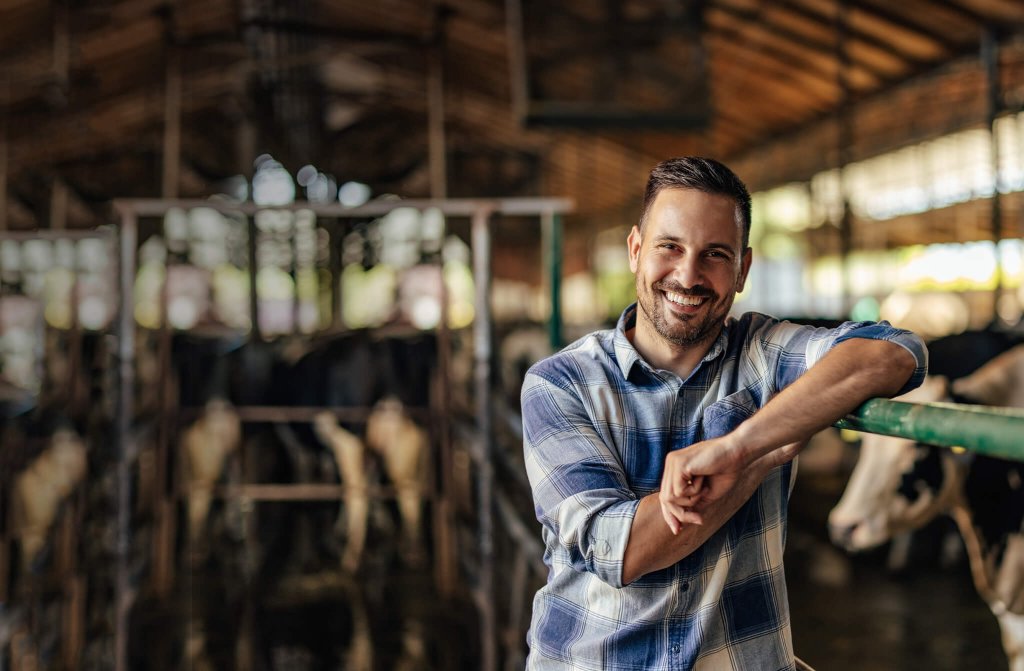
[522, 304, 927, 671]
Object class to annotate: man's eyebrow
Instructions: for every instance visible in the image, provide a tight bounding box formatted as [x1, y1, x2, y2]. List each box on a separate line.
[653, 236, 737, 254]
[705, 242, 737, 254]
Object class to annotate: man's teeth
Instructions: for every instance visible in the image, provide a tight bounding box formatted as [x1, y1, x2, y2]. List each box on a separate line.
[665, 291, 705, 306]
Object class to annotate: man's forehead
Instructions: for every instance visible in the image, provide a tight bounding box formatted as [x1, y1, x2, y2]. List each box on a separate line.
[646, 189, 743, 242]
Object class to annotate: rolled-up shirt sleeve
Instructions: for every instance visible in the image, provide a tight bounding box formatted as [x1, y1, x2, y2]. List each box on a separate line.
[521, 369, 639, 589]
[753, 316, 928, 395]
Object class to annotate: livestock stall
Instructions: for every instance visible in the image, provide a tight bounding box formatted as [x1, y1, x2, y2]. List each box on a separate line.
[104, 196, 572, 671]
[0, 227, 119, 671]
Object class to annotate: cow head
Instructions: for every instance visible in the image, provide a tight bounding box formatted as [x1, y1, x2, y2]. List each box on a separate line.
[827, 376, 961, 552]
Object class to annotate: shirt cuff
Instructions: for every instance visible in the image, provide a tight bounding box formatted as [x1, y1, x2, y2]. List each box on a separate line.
[586, 497, 641, 588]
[834, 323, 928, 396]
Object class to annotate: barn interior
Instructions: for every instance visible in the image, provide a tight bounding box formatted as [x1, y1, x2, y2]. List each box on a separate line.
[1, 0, 1024, 669]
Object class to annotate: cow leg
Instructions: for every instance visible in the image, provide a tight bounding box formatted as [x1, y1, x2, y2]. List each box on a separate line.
[394, 479, 423, 564]
[184, 402, 242, 565]
[381, 444, 424, 565]
[313, 414, 370, 573]
[365, 400, 427, 565]
[996, 611, 1024, 671]
[989, 534, 1024, 671]
[187, 487, 214, 560]
[336, 444, 369, 573]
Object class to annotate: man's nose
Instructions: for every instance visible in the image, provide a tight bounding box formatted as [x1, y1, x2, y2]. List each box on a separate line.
[672, 255, 703, 288]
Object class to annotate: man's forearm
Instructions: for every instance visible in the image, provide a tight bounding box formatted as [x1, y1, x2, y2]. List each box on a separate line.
[622, 456, 774, 584]
[733, 338, 917, 465]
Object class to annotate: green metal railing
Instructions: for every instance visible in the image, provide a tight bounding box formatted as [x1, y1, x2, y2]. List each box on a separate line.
[836, 399, 1024, 461]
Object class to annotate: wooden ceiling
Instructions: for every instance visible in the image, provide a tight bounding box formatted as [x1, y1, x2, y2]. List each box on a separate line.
[1, 0, 1023, 233]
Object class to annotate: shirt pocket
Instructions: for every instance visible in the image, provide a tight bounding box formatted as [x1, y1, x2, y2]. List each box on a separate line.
[701, 388, 757, 440]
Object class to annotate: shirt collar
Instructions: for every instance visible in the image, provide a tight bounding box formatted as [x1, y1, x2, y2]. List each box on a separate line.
[613, 303, 730, 380]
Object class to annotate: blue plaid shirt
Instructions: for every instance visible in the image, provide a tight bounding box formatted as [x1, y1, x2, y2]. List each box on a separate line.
[522, 304, 927, 671]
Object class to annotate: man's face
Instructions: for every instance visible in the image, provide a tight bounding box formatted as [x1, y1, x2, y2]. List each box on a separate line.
[627, 188, 751, 348]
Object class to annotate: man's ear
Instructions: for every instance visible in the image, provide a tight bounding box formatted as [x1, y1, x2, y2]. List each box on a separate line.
[736, 247, 753, 292]
[627, 225, 642, 273]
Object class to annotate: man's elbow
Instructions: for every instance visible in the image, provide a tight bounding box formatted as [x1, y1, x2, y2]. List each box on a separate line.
[869, 340, 920, 397]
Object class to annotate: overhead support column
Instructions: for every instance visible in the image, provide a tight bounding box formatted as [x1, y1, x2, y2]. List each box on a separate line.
[835, 0, 854, 318]
[162, 48, 182, 199]
[114, 208, 138, 671]
[982, 29, 1005, 324]
[504, 0, 529, 122]
[428, 2, 459, 600]
[50, 178, 67, 231]
[52, 0, 69, 93]
[542, 209, 563, 350]
[428, 4, 448, 200]
[237, 113, 261, 338]
[472, 205, 497, 671]
[0, 84, 7, 233]
[153, 3, 182, 601]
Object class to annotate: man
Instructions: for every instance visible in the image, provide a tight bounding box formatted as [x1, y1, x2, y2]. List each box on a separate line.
[521, 157, 927, 670]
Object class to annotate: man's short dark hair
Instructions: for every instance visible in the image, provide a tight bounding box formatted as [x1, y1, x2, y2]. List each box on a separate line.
[639, 157, 752, 249]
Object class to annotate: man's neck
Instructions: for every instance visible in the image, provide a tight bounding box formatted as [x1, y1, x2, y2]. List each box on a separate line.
[628, 318, 720, 381]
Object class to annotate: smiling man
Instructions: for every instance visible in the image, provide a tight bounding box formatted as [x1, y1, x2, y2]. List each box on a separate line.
[521, 157, 928, 670]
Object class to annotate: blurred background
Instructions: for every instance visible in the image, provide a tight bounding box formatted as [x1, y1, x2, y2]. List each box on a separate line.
[0, 0, 1023, 669]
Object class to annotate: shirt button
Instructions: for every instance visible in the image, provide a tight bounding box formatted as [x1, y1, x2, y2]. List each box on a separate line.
[671, 645, 680, 653]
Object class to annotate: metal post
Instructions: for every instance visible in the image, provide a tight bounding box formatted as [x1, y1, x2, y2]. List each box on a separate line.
[504, 0, 529, 121]
[983, 29, 1004, 323]
[542, 210, 563, 350]
[328, 219, 343, 327]
[247, 215, 260, 338]
[836, 399, 1024, 461]
[50, 178, 67, 231]
[52, 0, 69, 92]
[421, 8, 454, 591]
[158, 23, 181, 591]
[835, 0, 853, 318]
[472, 205, 496, 671]
[434, 210, 458, 597]
[0, 87, 6, 232]
[115, 209, 138, 671]
[428, 4, 448, 200]
[162, 33, 181, 199]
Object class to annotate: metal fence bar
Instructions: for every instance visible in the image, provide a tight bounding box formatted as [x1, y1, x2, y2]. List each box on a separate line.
[114, 210, 137, 671]
[472, 205, 497, 671]
[835, 398, 1024, 461]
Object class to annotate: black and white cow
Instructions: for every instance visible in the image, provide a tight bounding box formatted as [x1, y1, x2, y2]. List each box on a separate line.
[828, 345, 1024, 670]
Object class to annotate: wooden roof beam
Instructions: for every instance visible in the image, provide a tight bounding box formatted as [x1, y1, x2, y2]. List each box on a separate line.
[955, 0, 1024, 26]
[712, 1, 899, 83]
[858, 0, 988, 36]
[707, 35, 838, 114]
[706, 8, 878, 92]
[780, 0, 950, 63]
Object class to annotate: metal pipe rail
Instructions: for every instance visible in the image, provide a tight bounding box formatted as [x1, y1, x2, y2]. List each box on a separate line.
[836, 398, 1024, 461]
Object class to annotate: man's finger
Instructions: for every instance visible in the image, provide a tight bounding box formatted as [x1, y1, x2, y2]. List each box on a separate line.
[669, 471, 683, 498]
[663, 500, 704, 527]
[659, 501, 680, 535]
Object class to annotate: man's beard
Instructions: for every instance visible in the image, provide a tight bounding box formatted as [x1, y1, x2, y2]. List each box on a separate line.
[638, 280, 730, 348]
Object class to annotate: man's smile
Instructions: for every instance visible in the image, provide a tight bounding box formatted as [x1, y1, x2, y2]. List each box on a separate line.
[664, 290, 707, 308]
